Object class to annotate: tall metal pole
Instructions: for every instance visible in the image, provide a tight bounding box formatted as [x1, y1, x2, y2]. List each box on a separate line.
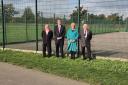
[25, 10, 28, 41]
[78, 0, 80, 57]
[35, 0, 38, 51]
[41, 12, 43, 27]
[126, 19, 128, 32]
[53, 13, 55, 28]
[63, 15, 66, 26]
[4, 13, 7, 44]
[1, 0, 5, 50]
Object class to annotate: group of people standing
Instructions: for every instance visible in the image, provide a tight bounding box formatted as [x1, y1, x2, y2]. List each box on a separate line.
[41, 19, 93, 60]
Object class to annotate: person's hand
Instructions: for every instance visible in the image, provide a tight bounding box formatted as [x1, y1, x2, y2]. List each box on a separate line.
[69, 39, 75, 43]
[57, 37, 62, 40]
[85, 36, 87, 38]
[71, 40, 75, 42]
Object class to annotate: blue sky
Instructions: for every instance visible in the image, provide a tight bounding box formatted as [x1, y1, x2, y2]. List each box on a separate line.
[3, 0, 128, 18]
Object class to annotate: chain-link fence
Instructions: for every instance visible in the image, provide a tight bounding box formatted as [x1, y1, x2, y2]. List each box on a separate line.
[0, 0, 128, 58]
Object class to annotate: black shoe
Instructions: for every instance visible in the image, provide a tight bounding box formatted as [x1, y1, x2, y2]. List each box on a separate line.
[56, 55, 59, 57]
[83, 58, 87, 60]
[89, 58, 93, 61]
[61, 56, 64, 58]
[43, 54, 46, 57]
[70, 56, 73, 59]
[47, 54, 52, 58]
[92, 54, 96, 59]
[71, 56, 75, 60]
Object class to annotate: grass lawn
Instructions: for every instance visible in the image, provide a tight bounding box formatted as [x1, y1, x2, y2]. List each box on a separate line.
[0, 23, 126, 44]
[0, 50, 128, 85]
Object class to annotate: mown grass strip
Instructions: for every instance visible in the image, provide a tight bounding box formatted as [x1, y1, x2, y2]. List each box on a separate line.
[0, 50, 128, 85]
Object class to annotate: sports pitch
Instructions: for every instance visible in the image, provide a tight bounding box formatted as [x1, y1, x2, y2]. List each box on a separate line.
[0, 23, 126, 43]
[3, 32, 128, 59]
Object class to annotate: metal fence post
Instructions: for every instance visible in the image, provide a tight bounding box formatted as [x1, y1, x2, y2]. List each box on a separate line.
[1, 0, 5, 50]
[63, 15, 66, 26]
[35, 0, 38, 51]
[25, 10, 28, 41]
[4, 12, 7, 44]
[41, 12, 43, 27]
[53, 13, 55, 28]
[126, 20, 128, 32]
[77, 0, 80, 57]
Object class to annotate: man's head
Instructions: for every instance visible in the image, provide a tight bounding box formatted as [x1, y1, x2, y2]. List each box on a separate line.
[83, 24, 89, 31]
[71, 23, 76, 29]
[57, 19, 62, 25]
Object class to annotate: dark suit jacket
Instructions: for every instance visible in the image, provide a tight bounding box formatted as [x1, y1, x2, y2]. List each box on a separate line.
[54, 25, 66, 41]
[80, 29, 92, 47]
[42, 30, 53, 44]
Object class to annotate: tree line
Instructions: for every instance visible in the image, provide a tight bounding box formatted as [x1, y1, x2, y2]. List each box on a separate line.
[0, 4, 128, 24]
[70, 6, 128, 24]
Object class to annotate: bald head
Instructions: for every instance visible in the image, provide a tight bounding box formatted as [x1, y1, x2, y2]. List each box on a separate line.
[83, 24, 89, 30]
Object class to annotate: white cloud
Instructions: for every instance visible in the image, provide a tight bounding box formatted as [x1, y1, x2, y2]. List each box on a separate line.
[81, 0, 128, 18]
[3, 0, 128, 18]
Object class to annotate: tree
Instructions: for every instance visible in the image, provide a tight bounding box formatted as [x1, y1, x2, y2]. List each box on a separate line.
[107, 13, 120, 23]
[98, 14, 106, 20]
[3, 4, 15, 22]
[70, 6, 87, 23]
[22, 7, 35, 23]
[70, 6, 106, 23]
[125, 17, 128, 22]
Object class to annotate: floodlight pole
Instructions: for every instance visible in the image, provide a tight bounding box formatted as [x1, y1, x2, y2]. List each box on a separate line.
[1, 0, 5, 50]
[78, 0, 80, 57]
[35, 0, 38, 51]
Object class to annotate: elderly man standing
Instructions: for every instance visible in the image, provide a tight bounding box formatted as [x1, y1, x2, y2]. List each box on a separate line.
[54, 19, 66, 58]
[80, 24, 92, 60]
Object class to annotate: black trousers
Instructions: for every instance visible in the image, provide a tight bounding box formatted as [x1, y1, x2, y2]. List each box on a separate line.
[81, 42, 92, 59]
[55, 39, 64, 57]
[43, 43, 52, 57]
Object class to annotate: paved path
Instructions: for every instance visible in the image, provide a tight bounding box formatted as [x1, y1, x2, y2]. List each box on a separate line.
[0, 62, 89, 85]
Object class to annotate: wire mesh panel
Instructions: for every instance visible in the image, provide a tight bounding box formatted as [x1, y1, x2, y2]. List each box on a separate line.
[3, 0, 37, 50]
[81, 0, 128, 58]
[37, 0, 79, 30]
[37, 0, 79, 51]
[0, 0, 128, 58]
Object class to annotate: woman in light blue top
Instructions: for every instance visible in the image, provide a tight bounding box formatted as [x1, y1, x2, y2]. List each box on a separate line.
[66, 23, 79, 59]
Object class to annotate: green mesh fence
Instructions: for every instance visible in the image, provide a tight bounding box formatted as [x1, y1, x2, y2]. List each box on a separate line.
[0, 0, 128, 58]
[0, 2, 2, 46]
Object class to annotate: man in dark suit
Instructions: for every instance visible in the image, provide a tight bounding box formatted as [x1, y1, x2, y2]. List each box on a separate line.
[54, 19, 66, 58]
[42, 24, 53, 57]
[80, 24, 92, 60]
